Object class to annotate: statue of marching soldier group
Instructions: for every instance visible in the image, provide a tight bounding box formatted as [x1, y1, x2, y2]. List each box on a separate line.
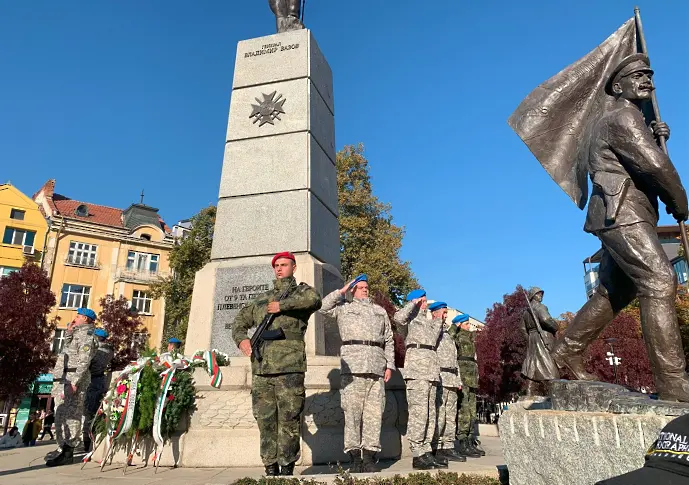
[234, 251, 485, 475]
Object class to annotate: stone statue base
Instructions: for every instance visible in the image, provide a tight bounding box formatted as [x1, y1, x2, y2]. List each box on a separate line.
[500, 379, 689, 485]
[96, 358, 412, 467]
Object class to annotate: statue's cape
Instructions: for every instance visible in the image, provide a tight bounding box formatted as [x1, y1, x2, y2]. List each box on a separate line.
[508, 18, 638, 209]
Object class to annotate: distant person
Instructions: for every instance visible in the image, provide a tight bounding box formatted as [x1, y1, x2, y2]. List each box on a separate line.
[22, 412, 41, 446]
[596, 413, 689, 484]
[167, 337, 182, 353]
[0, 427, 21, 449]
[82, 328, 114, 453]
[38, 411, 55, 440]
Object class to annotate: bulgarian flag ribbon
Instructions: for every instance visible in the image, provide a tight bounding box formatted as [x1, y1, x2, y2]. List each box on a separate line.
[191, 350, 223, 388]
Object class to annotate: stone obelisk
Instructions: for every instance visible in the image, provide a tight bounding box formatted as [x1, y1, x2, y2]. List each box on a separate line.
[185, 27, 342, 357]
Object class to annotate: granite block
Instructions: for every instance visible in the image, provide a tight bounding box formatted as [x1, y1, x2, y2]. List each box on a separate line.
[232, 29, 333, 114]
[550, 379, 630, 412]
[218, 132, 337, 215]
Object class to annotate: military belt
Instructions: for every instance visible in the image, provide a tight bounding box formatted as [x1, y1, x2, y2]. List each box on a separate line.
[458, 356, 476, 362]
[341, 340, 384, 348]
[406, 343, 435, 351]
[440, 367, 458, 374]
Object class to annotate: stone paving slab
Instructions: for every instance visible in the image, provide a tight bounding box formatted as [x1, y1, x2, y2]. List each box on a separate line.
[0, 437, 504, 484]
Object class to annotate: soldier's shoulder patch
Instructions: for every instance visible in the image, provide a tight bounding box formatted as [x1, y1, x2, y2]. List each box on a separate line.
[81, 344, 91, 352]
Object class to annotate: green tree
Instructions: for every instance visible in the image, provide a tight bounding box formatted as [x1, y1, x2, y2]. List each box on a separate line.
[337, 144, 418, 305]
[150, 206, 216, 348]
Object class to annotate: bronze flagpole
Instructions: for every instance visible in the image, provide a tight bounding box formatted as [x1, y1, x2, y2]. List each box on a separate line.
[634, 6, 689, 266]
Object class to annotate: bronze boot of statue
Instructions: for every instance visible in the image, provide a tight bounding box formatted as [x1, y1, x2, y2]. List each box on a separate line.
[268, 0, 304, 33]
[639, 297, 689, 402]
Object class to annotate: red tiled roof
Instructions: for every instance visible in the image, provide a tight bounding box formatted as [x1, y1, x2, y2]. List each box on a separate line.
[52, 194, 124, 227]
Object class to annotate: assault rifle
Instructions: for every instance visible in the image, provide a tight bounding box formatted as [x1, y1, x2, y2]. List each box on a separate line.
[250, 285, 293, 362]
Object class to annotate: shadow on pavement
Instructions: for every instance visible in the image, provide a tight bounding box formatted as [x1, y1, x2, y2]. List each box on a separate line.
[0, 463, 47, 477]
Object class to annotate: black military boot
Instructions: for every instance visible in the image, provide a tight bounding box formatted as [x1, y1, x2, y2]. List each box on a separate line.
[44, 446, 63, 461]
[361, 449, 377, 473]
[441, 448, 467, 462]
[348, 449, 363, 473]
[45, 445, 74, 467]
[430, 451, 448, 468]
[280, 462, 296, 476]
[471, 437, 486, 457]
[412, 454, 434, 470]
[264, 463, 280, 476]
[458, 438, 481, 458]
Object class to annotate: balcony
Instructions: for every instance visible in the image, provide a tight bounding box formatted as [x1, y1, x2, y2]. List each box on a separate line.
[114, 267, 170, 284]
[65, 254, 101, 269]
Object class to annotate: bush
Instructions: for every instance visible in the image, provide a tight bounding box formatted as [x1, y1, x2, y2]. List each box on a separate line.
[231, 472, 500, 485]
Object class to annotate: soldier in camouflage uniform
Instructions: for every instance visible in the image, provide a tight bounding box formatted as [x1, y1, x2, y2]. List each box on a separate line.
[320, 274, 395, 473]
[451, 314, 482, 458]
[82, 328, 114, 453]
[45, 307, 97, 467]
[394, 291, 446, 470]
[233, 251, 322, 477]
[433, 307, 466, 463]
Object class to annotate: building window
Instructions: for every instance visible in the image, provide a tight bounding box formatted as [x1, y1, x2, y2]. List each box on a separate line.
[0, 266, 19, 277]
[67, 241, 98, 267]
[9, 209, 25, 220]
[674, 259, 688, 285]
[132, 290, 153, 314]
[140, 234, 151, 241]
[52, 329, 67, 354]
[126, 251, 159, 273]
[2, 227, 36, 247]
[60, 284, 91, 309]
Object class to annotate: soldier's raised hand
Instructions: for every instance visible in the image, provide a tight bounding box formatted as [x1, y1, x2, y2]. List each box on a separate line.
[340, 279, 357, 295]
[651, 121, 670, 140]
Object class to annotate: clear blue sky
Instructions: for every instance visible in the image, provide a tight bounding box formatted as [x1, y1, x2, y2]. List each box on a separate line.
[1, 1, 687, 320]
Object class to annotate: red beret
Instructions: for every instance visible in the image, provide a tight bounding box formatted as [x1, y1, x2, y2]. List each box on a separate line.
[271, 251, 296, 267]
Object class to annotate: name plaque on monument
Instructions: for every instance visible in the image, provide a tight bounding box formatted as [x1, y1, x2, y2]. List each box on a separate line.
[210, 264, 276, 356]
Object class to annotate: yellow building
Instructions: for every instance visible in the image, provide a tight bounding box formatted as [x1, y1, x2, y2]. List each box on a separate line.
[33, 179, 174, 350]
[0, 183, 47, 276]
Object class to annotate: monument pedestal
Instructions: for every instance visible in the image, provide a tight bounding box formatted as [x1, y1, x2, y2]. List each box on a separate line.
[500, 380, 689, 485]
[98, 360, 412, 467]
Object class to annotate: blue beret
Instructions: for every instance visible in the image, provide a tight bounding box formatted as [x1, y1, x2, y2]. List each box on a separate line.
[77, 308, 97, 321]
[349, 274, 368, 289]
[169, 338, 182, 344]
[428, 301, 448, 312]
[406, 289, 426, 301]
[94, 329, 108, 338]
[452, 314, 470, 324]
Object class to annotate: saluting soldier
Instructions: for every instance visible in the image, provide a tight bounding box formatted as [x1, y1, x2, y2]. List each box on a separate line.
[320, 274, 395, 473]
[233, 251, 322, 477]
[82, 328, 114, 453]
[394, 291, 446, 470]
[451, 314, 482, 458]
[45, 308, 97, 467]
[433, 304, 466, 463]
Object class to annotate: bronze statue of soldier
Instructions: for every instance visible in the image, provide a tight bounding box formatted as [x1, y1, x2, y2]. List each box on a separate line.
[520, 287, 559, 398]
[268, 0, 304, 33]
[550, 54, 689, 402]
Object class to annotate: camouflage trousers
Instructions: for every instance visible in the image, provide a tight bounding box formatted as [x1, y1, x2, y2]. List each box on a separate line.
[457, 387, 477, 440]
[340, 374, 385, 453]
[405, 379, 437, 457]
[433, 386, 458, 450]
[252, 373, 305, 466]
[53, 386, 86, 448]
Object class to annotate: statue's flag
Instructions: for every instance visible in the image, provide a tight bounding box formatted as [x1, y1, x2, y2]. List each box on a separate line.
[508, 18, 638, 209]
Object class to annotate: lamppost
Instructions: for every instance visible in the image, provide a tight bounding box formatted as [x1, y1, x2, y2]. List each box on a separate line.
[605, 337, 621, 384]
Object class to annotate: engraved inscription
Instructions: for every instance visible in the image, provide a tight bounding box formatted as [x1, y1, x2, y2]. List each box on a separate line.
[218, 284, 271, 319]
[244, 42, 301, 58]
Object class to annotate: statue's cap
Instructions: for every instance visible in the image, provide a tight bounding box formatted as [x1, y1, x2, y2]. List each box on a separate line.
[606, 53, 653, 94]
